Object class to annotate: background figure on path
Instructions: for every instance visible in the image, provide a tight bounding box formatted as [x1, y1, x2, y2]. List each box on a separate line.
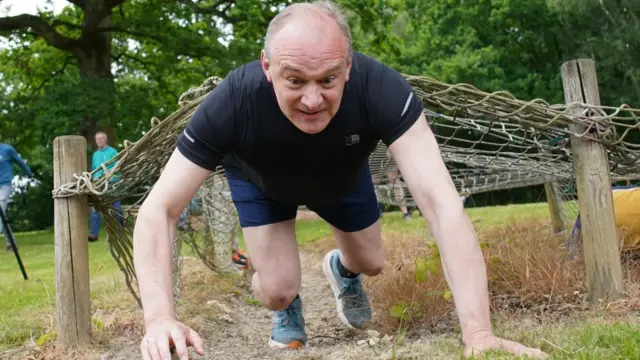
[0, 143, 33, 251]
[385, 149, 411, 220]
[89, 130, 123, 242]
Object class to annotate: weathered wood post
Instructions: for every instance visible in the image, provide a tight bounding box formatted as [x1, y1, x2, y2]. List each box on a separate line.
[560, 59, 624, 303]
[535, 142, 565, 234]
[53, 136, 91, 347]
[544, 183, 565, 234]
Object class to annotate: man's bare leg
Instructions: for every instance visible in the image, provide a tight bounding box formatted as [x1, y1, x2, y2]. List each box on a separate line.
[240, 219, 307, 348]
[241, 219, 300, 309]
[332, 220, 384, 276]
[322, 220, 384, 329]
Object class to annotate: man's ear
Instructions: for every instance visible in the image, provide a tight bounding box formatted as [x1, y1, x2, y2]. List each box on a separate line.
[260, 49, 273, 82]
[344, 53, 352, 82]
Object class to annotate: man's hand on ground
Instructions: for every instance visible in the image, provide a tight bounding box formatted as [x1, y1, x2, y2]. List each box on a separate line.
[140, 315, 205, 360]
[464, 332, 548, 359]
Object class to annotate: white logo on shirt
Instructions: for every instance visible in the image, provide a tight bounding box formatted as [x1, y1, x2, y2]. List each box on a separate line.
[183, 130, 195, 143]
[401, 93, 414, 117]
[345, 134, 360, 146]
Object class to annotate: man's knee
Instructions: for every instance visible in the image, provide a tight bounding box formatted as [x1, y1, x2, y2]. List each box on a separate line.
[253, 272, 299, 310]
[260, 284, 299, 311]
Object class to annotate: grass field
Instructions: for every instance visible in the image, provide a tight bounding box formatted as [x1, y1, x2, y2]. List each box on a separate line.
[0, 229, 127, 351]
[1, 201, 639, 359]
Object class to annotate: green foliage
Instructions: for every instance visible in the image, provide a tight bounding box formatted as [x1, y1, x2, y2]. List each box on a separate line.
[339, 0, 404, 62]
[413, 257, 428, 283]
[390, 0, 569, 102]
[8, 181, 54, 232]
[92, 317, 104, 330]
[390, 302, 408, 321]
[1, 0, 639, 231]
[36, 331, 56, 346]
[391, 244, 451, 325]
[550, 0, 640, 105]
[413, 251, 441, 284]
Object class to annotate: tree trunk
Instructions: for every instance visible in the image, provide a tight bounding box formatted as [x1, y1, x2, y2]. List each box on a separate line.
[74, 13, 117, 151]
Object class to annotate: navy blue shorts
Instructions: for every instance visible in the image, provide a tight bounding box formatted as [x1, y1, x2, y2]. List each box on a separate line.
[225, 167, 381, 233]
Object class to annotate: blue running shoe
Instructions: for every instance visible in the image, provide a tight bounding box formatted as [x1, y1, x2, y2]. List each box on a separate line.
[322, 249, 372, 329]
[268, 296, 307, 349]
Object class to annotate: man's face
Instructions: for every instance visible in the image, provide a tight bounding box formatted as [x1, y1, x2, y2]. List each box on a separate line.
[261, 20, 351, 134]
[95, 133, 107, 148]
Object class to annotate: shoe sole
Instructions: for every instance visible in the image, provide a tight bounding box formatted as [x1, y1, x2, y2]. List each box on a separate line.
[268, 338, 304, 350]
[322, 249, 355, 329]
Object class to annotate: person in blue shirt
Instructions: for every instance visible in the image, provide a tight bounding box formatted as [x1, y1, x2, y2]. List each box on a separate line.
[0, 143, 33, 251]
[89, 131, 122, 241]
[91, 131, 119, 182]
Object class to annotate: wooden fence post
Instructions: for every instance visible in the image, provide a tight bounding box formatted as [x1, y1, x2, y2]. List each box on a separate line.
[560, 59, 624, 303]
[53, 136, 91, 347]
[544, 183, 565, 234]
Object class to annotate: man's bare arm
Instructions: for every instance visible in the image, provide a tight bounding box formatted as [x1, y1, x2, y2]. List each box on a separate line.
[133, 148, 213, 324]
[388, 113, 546, 358]
[388, 113, 491, 343]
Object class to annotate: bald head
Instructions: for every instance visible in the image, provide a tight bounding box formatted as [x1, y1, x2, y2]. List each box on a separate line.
[264, 1, 352, 60]
[259, 1, 353, 135]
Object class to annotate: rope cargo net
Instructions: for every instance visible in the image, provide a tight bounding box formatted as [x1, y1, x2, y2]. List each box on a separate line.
[51, 74, 640, 305]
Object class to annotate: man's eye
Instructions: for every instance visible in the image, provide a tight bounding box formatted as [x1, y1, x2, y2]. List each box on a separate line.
[322, 76, 336, 85]
[287, 78, 303, 85]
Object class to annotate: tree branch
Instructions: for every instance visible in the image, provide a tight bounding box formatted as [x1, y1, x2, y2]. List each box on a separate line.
[113, 52, 154, 72]
[0, 14, 76, 51]
[598, 0, 616, 25]
[52, 19, 84, 30]
[107, 27, 205, 59]
[29, 56, 74, 96]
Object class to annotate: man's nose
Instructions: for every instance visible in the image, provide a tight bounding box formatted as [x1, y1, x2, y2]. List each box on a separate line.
[301, 84, 322, 111]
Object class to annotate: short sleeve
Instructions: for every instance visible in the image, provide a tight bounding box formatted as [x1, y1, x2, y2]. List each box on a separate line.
[366, 60, 424, 146]
[177, 75, 238, 171]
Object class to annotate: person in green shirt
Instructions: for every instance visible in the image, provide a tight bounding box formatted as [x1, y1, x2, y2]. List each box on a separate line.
[89, 130, 122, 241]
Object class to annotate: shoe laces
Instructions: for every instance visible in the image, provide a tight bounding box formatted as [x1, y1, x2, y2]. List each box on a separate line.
[338, 276, 361, 300]
[274, 304, 303, 329]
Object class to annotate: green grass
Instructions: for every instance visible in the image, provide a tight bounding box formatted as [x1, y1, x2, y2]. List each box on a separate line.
[380, 201, 559, 237]
[0, 229, 124, 350]
[566, 321, 640, 359]
[414, 315, 640, 360]
[238, 202, 560, 248]
[0, 200, 637, 360]
[234, 217, 333, 250]
[487, 315, 640, 360]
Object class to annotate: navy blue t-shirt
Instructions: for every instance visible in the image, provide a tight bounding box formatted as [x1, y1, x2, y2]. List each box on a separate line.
[177, 52, 424, 205]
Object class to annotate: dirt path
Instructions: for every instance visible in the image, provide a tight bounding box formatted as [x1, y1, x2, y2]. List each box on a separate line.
[103, 250, 404, 360]
[198, 251, 364, 360]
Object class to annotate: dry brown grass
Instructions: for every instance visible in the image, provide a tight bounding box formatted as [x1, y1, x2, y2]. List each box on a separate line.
[12, 216, 640, 360]
[482, 220, 586, 313]
[16, 257, 248, 360]
[311, 218, 640, 336]
[365, 234, 455, 335]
